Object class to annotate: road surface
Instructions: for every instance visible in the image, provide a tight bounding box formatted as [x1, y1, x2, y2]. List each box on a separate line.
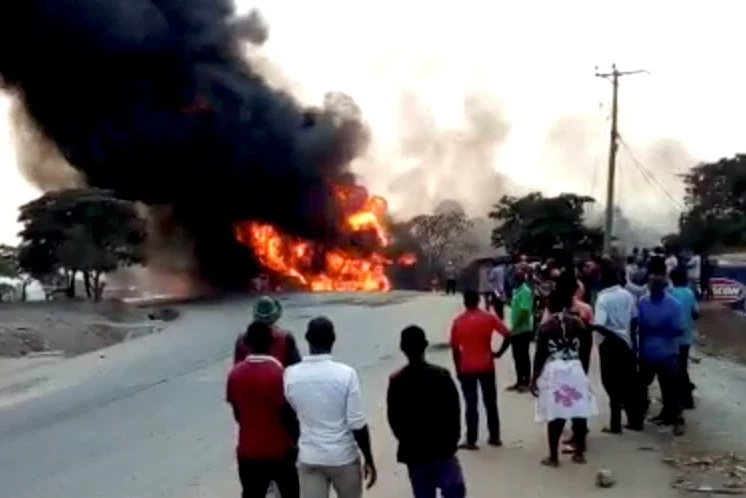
[0, 292, 685, 497]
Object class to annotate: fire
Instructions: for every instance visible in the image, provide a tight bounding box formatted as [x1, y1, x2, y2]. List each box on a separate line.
[234, 185, 410, 292]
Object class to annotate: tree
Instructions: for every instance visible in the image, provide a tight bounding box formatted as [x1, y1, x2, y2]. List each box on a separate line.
[404, 200, 476, 277]
[489, 192, 603, 258]
[18, 189, 147, 301]
[677, 155, 746, 252]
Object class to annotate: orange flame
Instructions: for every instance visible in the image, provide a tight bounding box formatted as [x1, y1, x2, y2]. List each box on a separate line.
[234, 185, 402, 292]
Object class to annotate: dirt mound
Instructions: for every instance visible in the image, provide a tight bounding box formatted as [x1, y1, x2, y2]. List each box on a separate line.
[0, 300, 179, 358]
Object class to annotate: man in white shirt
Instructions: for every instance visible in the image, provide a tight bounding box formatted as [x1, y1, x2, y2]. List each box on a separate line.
[593, 263, 643, 433]
[665, 252, 679, 276]
[284, 317, 377, 498]
[687, 253, 701, 292]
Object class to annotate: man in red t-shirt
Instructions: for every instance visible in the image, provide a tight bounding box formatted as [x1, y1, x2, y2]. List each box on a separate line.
[226, 321, 300, 498]
[450, 289, 510, 450]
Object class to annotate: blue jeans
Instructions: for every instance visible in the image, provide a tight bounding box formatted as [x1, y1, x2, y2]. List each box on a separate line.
[407, 456, 466, 498]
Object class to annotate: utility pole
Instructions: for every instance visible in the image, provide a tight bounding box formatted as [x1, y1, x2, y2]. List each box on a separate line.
[595, 64, 647, 254]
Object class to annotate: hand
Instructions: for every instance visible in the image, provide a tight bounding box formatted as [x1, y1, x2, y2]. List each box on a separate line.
[529, 382, 539, 398]
[363, 461, 378, 489]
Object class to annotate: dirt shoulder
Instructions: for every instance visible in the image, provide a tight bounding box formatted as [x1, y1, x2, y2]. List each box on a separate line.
[696, 302, 746, 364]
[0, 300, 179, 358]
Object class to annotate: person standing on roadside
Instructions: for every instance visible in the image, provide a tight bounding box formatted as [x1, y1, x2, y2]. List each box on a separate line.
[450, 290, 510, 449]
[284, 317, 377, 498]
[593, 262, 643, 434]
[503, 269, 534, 392]
[388, 326, 466, 498]
[669, 268, 699, 410]
[226, 321, 300, 498]
[488, 259, 506, 319]
[234, 296, 302, 367]
[638, 264, 686, 436]
[444, 261, 458, 295]
[477, 263, 491, 310]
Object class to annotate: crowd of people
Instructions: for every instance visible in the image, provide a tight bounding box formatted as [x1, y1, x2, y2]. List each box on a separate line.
[225, 245, 702, 498]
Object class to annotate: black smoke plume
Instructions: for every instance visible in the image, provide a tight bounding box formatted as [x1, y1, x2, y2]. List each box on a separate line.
[0, 1, 370, 288]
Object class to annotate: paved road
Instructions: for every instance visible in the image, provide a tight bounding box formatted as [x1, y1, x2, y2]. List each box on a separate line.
[0, 292, 430, 498]
[0, 292, 686, 497]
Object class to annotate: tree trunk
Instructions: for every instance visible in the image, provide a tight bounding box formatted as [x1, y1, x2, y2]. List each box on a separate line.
[67, 270, 77, 298]
[21, 278, 30, 302]
[84, 271, 92, 298]
[93, 271, 103, 302]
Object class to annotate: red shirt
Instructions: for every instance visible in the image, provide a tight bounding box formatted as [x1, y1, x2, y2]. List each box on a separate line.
[450, 310, 510, 374]
[233, 327, 298, 366]
[226, 355, 294, 460]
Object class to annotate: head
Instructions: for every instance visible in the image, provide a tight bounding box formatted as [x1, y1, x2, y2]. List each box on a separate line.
[599, 261, 620, 289]
[400, 325, 429, 363]
[447, 260, 454, 267]
[253, 296, 282, 325]
[513, 268, 526, 285]
[463, 289, 480, 310]
[670, 268, 688, 287]
[626, 256, 635, 265]
[245, 320, 274, 355]
[547, 272, 575, 313]
[306, 316, 336, 354]
[633, 247, 639, 255]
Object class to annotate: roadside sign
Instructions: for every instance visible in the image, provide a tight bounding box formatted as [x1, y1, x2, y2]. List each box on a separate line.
[710, 277, 746, 304]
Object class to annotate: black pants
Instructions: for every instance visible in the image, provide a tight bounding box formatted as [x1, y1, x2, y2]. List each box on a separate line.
[237, 454, 299, 498]
[548, 418, 588, 460]
[490, 295, 505, 319]
[445, 279, 457, 295]
[599, 336, 642, 431]
[510, 333, 532, 386]
[640, 357, 683, 424]
[679, 345, 695, 409]
[459, 372, 500, 444]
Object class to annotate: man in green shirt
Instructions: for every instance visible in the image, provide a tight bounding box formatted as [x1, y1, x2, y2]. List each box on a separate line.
[499, 269, 534, 392]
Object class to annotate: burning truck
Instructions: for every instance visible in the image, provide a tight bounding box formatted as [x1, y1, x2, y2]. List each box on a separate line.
[0, 1, 413, 292]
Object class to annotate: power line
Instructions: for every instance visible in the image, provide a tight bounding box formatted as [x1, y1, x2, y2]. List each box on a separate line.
[617, 134, 685, 212]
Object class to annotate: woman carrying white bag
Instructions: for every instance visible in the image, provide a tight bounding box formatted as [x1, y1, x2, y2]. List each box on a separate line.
[530, 271, 597, 467]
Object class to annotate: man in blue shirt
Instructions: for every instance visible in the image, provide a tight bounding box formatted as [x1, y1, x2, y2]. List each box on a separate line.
[668, 268, 699, 410]
[638, 266, 685, 436]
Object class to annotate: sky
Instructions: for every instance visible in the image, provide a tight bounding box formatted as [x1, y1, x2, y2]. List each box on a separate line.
[1, 0, 744, 243]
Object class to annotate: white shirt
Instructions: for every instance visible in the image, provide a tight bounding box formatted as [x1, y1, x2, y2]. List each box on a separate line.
[665, 255, 678, 274]
[593, 285, 638, 348]
[284, 355, 366, 466]
[688, 255, 701, 280]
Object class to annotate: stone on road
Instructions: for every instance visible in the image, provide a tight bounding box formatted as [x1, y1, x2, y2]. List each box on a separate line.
[0, 293, 680, 497]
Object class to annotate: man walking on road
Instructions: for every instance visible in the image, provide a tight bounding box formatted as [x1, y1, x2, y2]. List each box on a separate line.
[638, 265, 686, 436]
[450, 290, 510, 450]
[284, 317, 377, 498]
[594, 262, 643, 433]
[669, 268, 699, 410]
[505, 270, 534, 392]
[388, 326, 466, 498]
[226, 321, 300, 498]
[234, 296, 302, 366]
[444, 261, 458, 295]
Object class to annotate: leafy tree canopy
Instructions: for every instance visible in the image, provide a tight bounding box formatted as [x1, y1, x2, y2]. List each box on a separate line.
[17, 188, 147, 300]
[489, 192, 603, 258]
[678, 154, 746, 252]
